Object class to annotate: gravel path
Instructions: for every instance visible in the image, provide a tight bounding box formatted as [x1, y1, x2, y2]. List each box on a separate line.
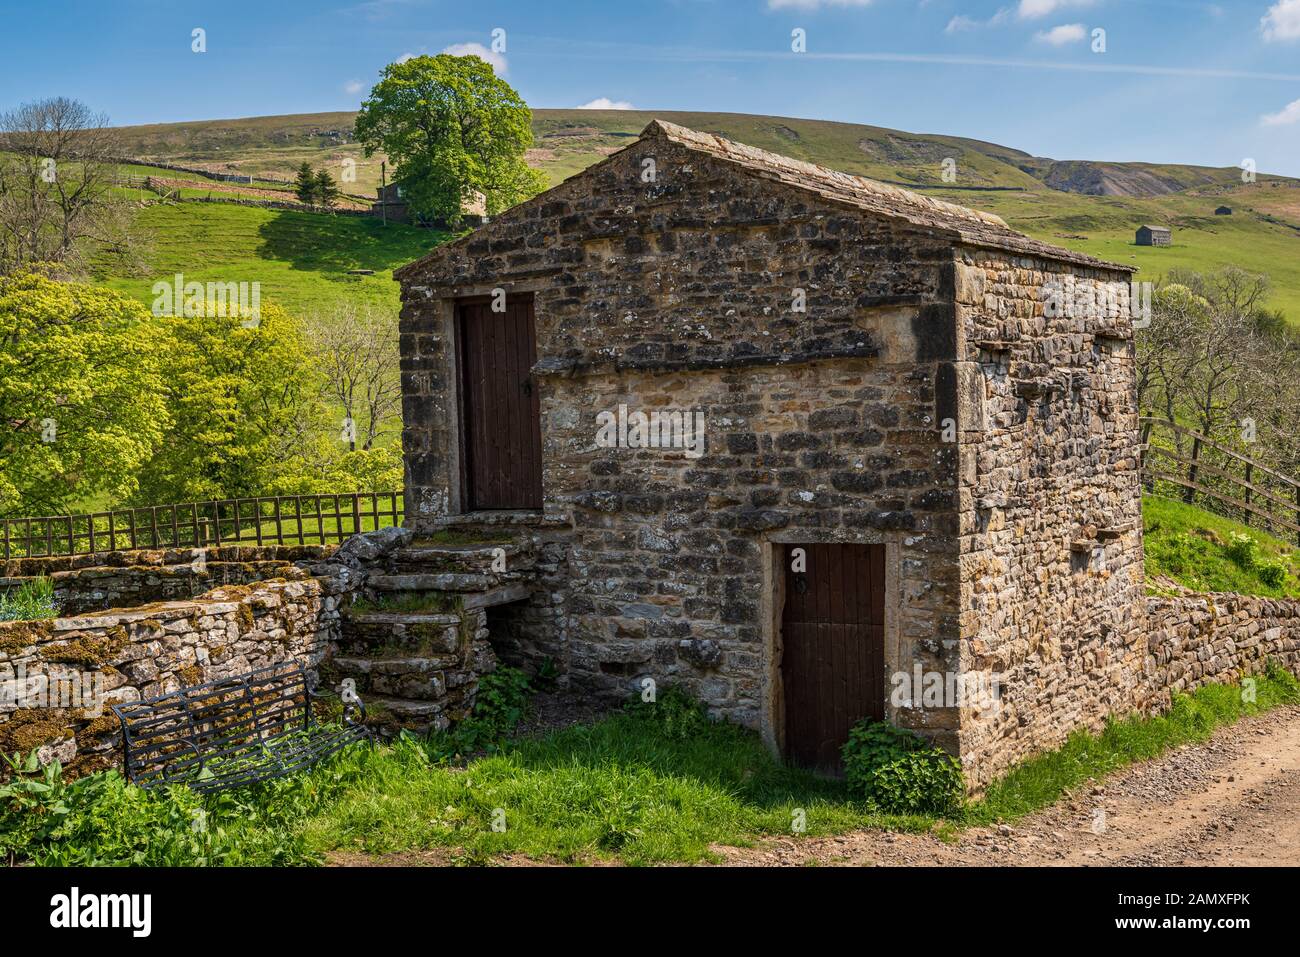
[714, 704, 1300, 866]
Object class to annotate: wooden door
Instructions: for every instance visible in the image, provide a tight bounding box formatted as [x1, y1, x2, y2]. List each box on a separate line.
[457, 296, 543, 510]
[780, 543, 886, 772]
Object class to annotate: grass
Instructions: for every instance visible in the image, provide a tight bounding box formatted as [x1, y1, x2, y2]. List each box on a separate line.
[1142, 494, 1300, 597]
[0, 577, 58, 622]
[3, 668, 1298, 865]
[969, 661, 1300, 824]
[89, 200, 452, 318]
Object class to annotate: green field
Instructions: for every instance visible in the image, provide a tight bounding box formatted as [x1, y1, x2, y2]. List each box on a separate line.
[90, 201, 450, 317]
[104, 108, 1300, 323]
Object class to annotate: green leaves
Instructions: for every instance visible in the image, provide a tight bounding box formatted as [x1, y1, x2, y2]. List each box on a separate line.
[0, 272, 168, 517]
[355, 54, 546, 224]
[841, 721, 965, 817]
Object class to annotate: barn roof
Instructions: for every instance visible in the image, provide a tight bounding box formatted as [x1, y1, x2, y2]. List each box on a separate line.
[1139, 224, 1172, 232]
[396, 119, 1134, 280]
[639, 120, 1130, 271]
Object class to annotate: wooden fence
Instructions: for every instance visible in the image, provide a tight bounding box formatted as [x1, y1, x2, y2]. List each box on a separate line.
[0, 492, 403, 560]
[1141, 417, 1300, 544]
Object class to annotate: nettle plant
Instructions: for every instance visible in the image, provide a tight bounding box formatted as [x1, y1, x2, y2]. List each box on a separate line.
[841, 720, 964, 817]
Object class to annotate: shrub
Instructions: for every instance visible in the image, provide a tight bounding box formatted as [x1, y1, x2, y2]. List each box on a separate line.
[1257, 560, 1287, 589]
[426, 666, 532, 759]
[1224, 532, 1259, 570]
[842, 721, 964, 817]
[0, 577, 58, 622]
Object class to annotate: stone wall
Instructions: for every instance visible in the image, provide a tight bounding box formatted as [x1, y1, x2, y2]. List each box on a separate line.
[1146, 592, 1300, 710]
[0, 575, 347, 776]
[2, 546, 333, 616]
[953, 248, 1145, 788]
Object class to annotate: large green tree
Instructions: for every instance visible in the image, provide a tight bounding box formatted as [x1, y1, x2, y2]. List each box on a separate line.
[0, 272, 168, 516]
[132, 302, 329, 504]
[354, 54, 546, 224]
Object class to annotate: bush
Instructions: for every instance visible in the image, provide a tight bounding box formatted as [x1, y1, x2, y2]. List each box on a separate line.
[1257, 560, 1288, 589]
[842, 721, 964, 817]
[425, 666, 532, 759]
[1224, 532, 1259, 570]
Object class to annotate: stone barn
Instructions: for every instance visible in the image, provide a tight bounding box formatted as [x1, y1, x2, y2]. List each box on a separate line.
[393, 120, 1144, 787]
[1135, 225, 1172, 247]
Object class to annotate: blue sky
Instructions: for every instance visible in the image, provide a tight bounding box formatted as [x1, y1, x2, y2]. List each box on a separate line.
[3, 0, 1300, 174]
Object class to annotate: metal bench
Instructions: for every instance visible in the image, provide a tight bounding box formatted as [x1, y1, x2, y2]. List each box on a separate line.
[111, 661, 369, 794]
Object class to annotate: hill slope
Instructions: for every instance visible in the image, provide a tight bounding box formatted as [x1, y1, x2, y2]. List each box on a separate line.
[104, 108, 1300, 319]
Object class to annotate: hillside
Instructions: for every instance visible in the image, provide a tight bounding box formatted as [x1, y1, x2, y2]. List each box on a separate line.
[102, 108, 1300, 320]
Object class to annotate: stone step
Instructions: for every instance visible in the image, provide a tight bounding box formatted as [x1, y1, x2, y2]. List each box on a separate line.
[337, 611, 463, 656]
[369, 572, 493, 592]
[364, 695, 451, 734]
[331, 656, 452, 701]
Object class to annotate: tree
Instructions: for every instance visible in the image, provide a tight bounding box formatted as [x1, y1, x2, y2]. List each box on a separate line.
[132, 301, 328, 503]
[0, 272, 168, 516]
[313, 168, 341, 208]
[309, 302, 402, 452]
[354, 54, 547, 224]
[0, 97, 133, 275]
[293, 161, 317, 204]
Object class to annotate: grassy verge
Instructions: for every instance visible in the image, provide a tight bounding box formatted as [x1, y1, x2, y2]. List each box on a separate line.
[968, 662, 1300, 824]
[1143, 494, 1300, 597]
[3, 669, 1297, 866]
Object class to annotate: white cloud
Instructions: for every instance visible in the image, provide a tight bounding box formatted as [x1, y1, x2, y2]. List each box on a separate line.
[343, 79, 364, 95]
[1262, 0, 1300, 41]
[767, 0, 872, 9]
[577, 98, 636, 110]
[1018, 0, 1094, 20]
[1262, 97, 1300, 125]
[440, 42, 507, 74]
[946, 8, 1012, 32]
[1036, 22, 1087, 44]
[396, 52, 416, 63]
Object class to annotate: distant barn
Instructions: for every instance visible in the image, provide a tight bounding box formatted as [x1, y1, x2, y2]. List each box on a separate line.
[1136, 225, 1172, 247]
[1215, 206, 1233, 215]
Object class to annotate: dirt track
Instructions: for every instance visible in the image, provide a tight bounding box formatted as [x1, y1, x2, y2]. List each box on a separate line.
[715, 704, 1300, 866]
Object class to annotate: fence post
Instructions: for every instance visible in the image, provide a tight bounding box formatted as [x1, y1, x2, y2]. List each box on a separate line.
[1243, 462, 1253, 527]
[352, 494, 362, 539]
[1184, 437, 1201, 504]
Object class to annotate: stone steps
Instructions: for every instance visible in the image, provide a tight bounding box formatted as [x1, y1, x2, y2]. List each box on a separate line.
[330, 655, 453, 701]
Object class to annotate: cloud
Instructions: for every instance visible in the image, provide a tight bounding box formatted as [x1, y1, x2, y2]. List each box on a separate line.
[1018, 0, 1094, 20]
[1035, 22, 1087, 45]
[343, 79, 364, 95]
[1262, 0, 1300, 41]
[440, 42, 507, 74]
[1262, 97, 1300, 125]
[767, 0, 872, 9]
[946, 8, 1012, 32]
[396, 52, 416, 63]
[577, 98, 636, 110]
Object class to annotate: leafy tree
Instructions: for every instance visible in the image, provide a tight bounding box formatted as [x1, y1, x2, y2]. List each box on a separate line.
[293, 161, 317, 204]
[354, 54, 546, 224]
[132, 301, 328, 503]
[313, 169, 341, 208]
[0, 272, 167, 516]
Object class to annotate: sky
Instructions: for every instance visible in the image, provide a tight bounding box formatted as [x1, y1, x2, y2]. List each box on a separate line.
[2, 0, 1299, 174]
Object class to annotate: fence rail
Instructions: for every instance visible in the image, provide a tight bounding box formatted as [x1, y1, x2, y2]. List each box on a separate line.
[1, 492, 403, 560]
[1140, 417, 1300, 544]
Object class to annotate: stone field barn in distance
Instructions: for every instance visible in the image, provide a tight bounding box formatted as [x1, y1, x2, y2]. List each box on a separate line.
[394, 120, 1143, 788]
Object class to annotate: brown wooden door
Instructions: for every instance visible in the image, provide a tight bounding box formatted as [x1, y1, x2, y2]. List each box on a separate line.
[781, 543, 886, 772]
[457, 296, 543, 510]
